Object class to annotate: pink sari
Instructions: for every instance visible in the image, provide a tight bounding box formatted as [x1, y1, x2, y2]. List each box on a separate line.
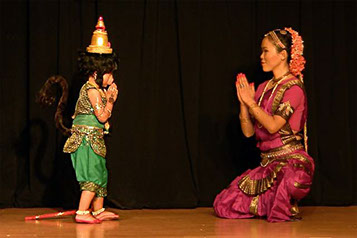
[214, 77, 315, 222]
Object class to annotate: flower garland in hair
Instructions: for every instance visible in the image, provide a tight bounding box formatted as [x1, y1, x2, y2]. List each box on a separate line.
[285, 27, 306, 81]
[285, 27, 308, 152]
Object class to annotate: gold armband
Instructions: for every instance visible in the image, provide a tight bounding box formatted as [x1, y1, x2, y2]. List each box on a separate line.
[94, 103, 103, 111]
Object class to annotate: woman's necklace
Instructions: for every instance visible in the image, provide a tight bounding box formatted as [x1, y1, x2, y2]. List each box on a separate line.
[256, 71, 291, 128]
[270, 71, 291, 87]
[257, 71, 291, 107]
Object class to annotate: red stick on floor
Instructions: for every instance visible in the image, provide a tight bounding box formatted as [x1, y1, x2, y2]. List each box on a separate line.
[25, 210, 76, 220]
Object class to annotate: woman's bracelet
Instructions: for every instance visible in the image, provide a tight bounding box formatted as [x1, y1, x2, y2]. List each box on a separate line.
[248, 102, 259, 114]
[249, 102, 259, 109]
[240, 118, 250, 123]
[239, 114, 251, 123]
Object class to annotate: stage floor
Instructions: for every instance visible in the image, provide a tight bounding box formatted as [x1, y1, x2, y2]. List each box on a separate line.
[0, 207, 356, 237]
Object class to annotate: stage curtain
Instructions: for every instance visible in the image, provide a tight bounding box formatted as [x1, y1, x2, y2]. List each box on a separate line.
[0, 0, 356, 208]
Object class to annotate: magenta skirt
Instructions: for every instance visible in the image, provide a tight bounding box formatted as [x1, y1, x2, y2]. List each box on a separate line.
[213, 150, 314, 222]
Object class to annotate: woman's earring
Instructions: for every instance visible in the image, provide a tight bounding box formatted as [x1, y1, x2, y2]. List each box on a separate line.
[93, 72, 97, 80]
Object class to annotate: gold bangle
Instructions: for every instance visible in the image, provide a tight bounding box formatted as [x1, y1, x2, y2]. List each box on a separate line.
[239, 114, 250, 123]
[249, 102, 259, 109]
[105, 108, 112, 117]
[248, 102, 259, 115]
[240, 118, 250, 123]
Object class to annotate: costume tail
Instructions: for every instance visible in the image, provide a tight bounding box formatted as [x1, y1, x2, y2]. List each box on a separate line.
[36, 75, 71, 137]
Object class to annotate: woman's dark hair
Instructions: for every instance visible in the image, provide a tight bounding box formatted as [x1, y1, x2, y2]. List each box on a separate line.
[78, 51, 119, 88]
[267, 29, 293, 63]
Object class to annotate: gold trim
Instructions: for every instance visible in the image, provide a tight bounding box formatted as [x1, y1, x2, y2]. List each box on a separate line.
[80, 181, 107, 197]
[279, 123, 301, 145]
[293, 163, 310, 175]
[72, 82, 107, 118]
[265, 31, 286, 49]
[290, 200, 300, 217]
[249, 195, 259, 215]
[285, 153, 313, 175]
[271, 79, 305, 114]
[293, 163, 305, 169]
[285, 153, 312, 166]
[238, 152, 312, 196]
[86, 17, 113, 54]
[271, 79, 308, 150]
[87, 46, 113, 54]
[260, 141, 304, 166]
[294, 181, 311, 189]
[87, 81, 106, 98]
[304, 121, 308, 153]
[275, 101, 294, 120]
[71, 124, 104, 133]
[238, 162, 287, 195]
[63, 124, 106, 158]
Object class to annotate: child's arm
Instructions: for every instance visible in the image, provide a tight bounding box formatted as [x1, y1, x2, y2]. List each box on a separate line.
[88, 84, 117, 123]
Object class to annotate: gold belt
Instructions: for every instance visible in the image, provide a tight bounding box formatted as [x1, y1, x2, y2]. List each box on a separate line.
[260, 141, 304, 167]
[71, 124, 104, 136]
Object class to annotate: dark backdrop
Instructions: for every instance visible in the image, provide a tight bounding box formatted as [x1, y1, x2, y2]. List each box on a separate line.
[0, 0, 356, 209]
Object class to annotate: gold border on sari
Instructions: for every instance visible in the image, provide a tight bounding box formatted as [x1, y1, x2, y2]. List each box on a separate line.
[238, 162, 287, 196]
[271, 79, 305, 113]
[249, 195, 259, 215]
[270, 80, 306, 146]
[238, 151, 312, 196]
[294, 181, 311, 189]
[279, 123, 302, 145]
[260, 141, 304, 167]
[275, 101, 294, 120]
[290, 200, 300, 217]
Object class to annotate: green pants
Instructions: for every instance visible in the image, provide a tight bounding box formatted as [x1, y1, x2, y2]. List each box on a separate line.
[71, 137, 108, 197]
[71, 114, 108, 197]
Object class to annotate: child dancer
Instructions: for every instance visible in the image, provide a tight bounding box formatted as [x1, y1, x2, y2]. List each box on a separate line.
[63, 16, 119, 224]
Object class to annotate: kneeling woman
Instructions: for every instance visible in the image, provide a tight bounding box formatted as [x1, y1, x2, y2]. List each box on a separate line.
[214, 28, 314, 222]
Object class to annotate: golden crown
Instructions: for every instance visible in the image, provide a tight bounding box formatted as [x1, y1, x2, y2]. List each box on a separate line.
[86, 16, 113, 54]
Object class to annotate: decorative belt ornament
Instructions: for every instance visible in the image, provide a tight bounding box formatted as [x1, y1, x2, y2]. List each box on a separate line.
[260, 142, 304, 167]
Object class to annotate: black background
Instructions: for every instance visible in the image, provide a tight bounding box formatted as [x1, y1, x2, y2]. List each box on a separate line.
[0, 0, 356, 209]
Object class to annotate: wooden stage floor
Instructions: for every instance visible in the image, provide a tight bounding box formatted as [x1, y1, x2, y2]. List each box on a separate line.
[0, 207, 356, 237]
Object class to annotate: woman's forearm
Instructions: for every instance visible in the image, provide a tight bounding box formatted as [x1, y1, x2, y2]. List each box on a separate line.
[247, 101, 285, 134]
[239, 105, 255, 137]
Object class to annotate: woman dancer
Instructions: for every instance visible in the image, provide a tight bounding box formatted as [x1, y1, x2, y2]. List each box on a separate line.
[214, 28, 314, 222]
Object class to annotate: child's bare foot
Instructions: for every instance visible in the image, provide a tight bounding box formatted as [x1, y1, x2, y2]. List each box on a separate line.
[93, 208, 119, 221]
[75, 211, 101, 224]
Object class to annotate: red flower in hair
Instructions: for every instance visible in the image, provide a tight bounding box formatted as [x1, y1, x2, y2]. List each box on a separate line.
[285, 27, 306, 80]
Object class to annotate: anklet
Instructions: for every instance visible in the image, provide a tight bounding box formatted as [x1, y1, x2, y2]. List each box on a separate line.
[92, 208, 105, 216]
[76, 210, 90, 215]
